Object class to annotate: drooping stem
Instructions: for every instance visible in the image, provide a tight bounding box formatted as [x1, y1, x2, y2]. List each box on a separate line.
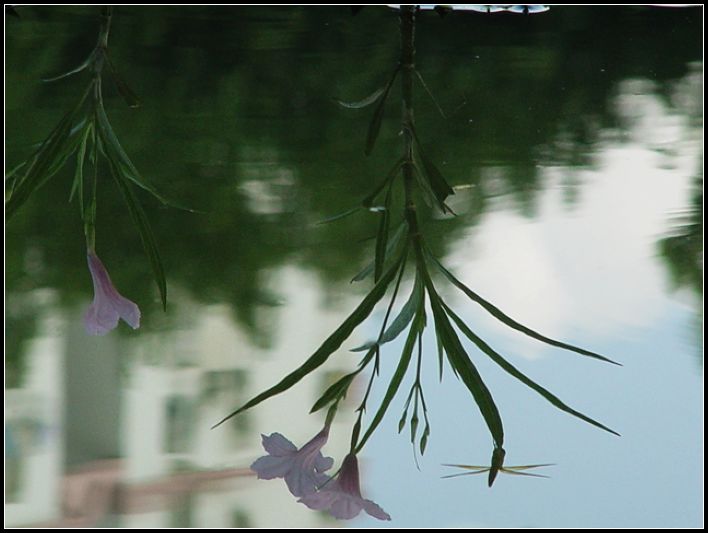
[98, 6, 113, 49]
[400, 6, 425, 267]
[400, 7, 417, 230]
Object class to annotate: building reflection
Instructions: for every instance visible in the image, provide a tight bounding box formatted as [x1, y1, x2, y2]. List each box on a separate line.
[5, 267, 359, 527]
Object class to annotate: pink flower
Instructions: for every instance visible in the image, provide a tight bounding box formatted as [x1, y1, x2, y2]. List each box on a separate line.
[251, 427, 334, 497]
[299, 453, 391, 521]
[84, 251, 141, 335]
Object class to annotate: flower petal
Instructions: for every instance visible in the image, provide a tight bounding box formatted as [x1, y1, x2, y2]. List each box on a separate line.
[363, 499, 392, 521]
[299, 489, 339, 511]
[84, 300, 120, 336]
[329, 494, 364, 520]
[284, 465, 322, 497]
[251, 455, 293, 480]
[114, 295, 140, 329]
[314, 453, 334, 473]
[261, 432, 297, 456]
[85, 252, 141, 335]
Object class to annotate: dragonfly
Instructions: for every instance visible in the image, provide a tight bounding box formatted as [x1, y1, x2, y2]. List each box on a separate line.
[442, 447, 554, 487]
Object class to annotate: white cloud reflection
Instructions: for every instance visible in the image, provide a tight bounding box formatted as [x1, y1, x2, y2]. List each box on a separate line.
[445, 80, 700, 360]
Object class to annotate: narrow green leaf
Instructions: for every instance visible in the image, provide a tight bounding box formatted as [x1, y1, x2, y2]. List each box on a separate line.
[69, 121, 93, 217]
[28, 118, 91, 193]
[420, 422, 430, 455]
[96, 100, 197, 212]
[351, 222, 406, 283]
[489, 446, 505, 487]
[362, 157, 404, 208]
[426, 276, 504, 449]
[334, 86, 385, 109]
[380, 274, 423, 344]
[350, 416, 362, 452]
[398, 385, 415, 433]
[411, 161, 445, 212]
[420, 154, 454, 207]
[42, 50, 96, 82]
[104, 150, 167, 311]
[325, 402, 339, 427]
[105, 52, 141, 108]
[351, 272, 423, 352]
[426, 250, 620, 366]
[38, 125, 87, 191]
[415, 69, 446, 118]
[410, 406, 419, 443]
[310, 371, 358, 413]
[412, 130, 455, 211]
[398, 409, 408, 433]
[95, 102, 154, 193]
[316, 206, 362, 225]
[354, 296, 425, 453]
[436, 326, 445, 381]
[84, 125, 98, 250]
[5, 160, 29, 192]
[444, 302, 620, 437]
[374, 188, 392, 282]
[213, 246, 408, 428]
[365, 65, 400, 156]
[6, 85, 91, 219]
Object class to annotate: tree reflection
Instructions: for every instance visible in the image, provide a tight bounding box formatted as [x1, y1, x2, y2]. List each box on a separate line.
[5, 5, 703, 370]
[658, 171, 703, 359]
[659, 173, 703, 297]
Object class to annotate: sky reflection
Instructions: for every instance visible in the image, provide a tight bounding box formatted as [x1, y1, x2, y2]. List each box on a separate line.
[5, 5, 702, 528]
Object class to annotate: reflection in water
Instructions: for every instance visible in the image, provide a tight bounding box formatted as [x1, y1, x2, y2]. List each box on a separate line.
[215, 6, 622, 522]
[5, 5, 703, 528]
[5, 269, 360, 527]
[658, 174, 703, 297]
[442, 447, 554, 487]
[658, 173, 703, 358]
[6, 7, 174, 322]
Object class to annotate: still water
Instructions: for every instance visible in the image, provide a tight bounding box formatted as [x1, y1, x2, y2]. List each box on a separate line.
[5, 5, 703, 528]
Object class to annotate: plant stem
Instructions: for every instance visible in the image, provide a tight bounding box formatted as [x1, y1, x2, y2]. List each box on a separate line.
[98, 6, 113, 49]
[400, 7, 416, 228]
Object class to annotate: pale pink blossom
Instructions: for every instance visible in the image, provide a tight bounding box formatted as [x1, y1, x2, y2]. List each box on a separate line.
[299, 453, 391, 521]
[84, 251, 140, 335]
[250, 427, 333, 497]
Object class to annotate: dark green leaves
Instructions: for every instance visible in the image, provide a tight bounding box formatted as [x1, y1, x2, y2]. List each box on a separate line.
[8, 40, 181, 312]
[354, 275, 426, 453]
[412, 129, 455, 213]
[335, 65, 400, 155]
[6, 84, 92, 219]
[69, 121, 93, 214]
[94, 96, 168, 310]
[334, 87, 386, 109]
[42, 50, 96, 82]
[310, 371, 358, 414]
[212, 245, 409, 428]
[365, 65, 401, 156]
[95, 100, 171, 208]
[105, 53, 141, 108]
[350, 272, 423, 352]
[105, 149, 167, 310]
[316, 206, 362, 225]
[374, 187, 393, 281]
[215, 5, 620, 461]
[426, 249, 620, 365]
[362, 157, 404, 209]
[444, 302, 619, 436]
[7, 7, 206, 332]
[426, 275, 505, 450]
[351, 222, 406, 283]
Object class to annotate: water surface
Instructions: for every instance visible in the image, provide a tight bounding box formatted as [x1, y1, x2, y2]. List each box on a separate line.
[5, 6, 703, 528]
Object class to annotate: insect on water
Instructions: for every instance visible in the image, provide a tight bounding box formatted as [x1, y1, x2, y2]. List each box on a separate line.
[442, 447, 554, 487]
